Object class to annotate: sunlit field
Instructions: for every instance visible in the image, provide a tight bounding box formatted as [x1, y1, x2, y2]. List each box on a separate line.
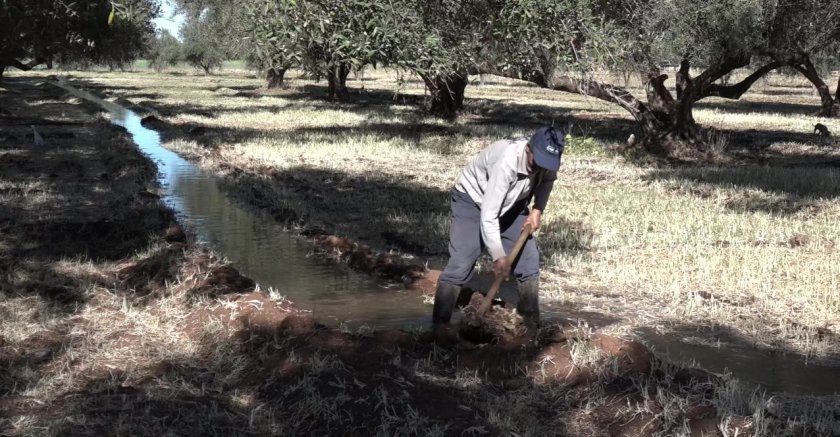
[29, 66, 840, 364]
[4, 65, 840, 435]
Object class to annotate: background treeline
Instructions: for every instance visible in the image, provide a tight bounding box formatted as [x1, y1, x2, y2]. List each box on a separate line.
[3, 0, 839, 153]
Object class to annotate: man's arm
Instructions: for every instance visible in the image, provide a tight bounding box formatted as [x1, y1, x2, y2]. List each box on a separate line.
[532, 170, 557, 212]
[525, 170, 557, 231]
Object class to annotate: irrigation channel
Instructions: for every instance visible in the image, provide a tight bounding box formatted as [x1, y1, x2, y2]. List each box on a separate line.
[56, 81, 840, 397]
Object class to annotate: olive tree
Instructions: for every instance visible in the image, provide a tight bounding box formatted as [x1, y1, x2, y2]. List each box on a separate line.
[407, 0, 487, 117]
[148, 29, 183, 72]
[245, 0, 303, 89]
[173, 0, 244, 74]
[765, 0, 840, 117]
[245, 0, 469, 109]
[0, 0, 158, 78]
[471, 0, 819, 152]
[292, 0, 409, 100]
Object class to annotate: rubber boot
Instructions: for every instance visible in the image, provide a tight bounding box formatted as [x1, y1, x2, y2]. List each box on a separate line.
[517, 277, 540, 345]
[432, 282, 461, 324]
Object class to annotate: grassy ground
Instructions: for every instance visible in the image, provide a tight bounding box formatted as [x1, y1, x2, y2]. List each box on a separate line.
[3, 70, 840, 435]
[39, 67, 840, 365]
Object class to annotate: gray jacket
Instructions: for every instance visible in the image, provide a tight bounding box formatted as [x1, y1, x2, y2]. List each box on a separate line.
[454, 138, 556, 260]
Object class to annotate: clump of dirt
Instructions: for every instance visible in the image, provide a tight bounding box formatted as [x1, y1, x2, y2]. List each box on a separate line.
[188, 264, 256, 298]
[180, 291, 301, 343]
[787, 233, 811, 247]
[310, 232, 428, 283]
[164, 225, 186, 243]
[458, 292, 526, 344]
[116, 245, 184, 296]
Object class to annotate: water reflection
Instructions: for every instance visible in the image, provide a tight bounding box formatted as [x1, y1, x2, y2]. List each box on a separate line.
[59, 84, 432, 329]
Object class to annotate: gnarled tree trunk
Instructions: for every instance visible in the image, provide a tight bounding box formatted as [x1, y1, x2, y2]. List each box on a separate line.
[792, 57, 840, 117]
[327, 63, 351, 100]
[266, 67, 287, 89]
[474, 54, 782, 155]
[421, 72, 468, 118]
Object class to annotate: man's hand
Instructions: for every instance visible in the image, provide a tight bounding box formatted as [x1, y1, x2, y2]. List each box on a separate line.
[493, 256, 511, 279]
[523, 209, 542, 232]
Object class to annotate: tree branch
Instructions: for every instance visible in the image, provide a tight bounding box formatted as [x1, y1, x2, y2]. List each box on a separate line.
[470, 62, 649, 118]
[700, 60, 785, 100]
[790, 56, 835, 112]
[692, 53, 751, 90]
[645, 71, 674, 113]
[675, 58, 690, 100]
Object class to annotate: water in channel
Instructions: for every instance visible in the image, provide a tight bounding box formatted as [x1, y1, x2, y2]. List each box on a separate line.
[58, 83, 432, 329]
[57, 82, 840, 396]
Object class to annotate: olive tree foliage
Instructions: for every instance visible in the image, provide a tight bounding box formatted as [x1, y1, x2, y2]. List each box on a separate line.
[294, 0, 439, 100]
[180, 4, 241, 74]
[0, 0, 159, 78]
[245, 0, 302, 89]
[474, 0, 836, 152]
[148, 29, 183, 72]
[479, 0, 624, 86]
[408, 0, 487, 117]
[245, 0, 454, 102]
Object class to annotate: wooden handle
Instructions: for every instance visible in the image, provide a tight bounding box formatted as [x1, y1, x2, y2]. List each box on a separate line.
[477, 223, 533, 316]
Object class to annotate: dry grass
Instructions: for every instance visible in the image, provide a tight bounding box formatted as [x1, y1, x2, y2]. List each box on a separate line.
[33, 67, 840, 365]
[0, 67, 840, 435]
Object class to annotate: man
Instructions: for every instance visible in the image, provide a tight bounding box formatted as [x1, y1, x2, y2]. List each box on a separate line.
[433, 126, 563, 336]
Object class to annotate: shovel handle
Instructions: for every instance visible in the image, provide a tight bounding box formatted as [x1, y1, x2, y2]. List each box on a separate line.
[477, 223, 533, 316]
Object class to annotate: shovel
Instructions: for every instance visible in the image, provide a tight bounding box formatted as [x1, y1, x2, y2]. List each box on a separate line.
[477, 223, 533, 317]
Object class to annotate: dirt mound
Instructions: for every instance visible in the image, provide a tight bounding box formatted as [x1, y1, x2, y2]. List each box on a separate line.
[116, 245, 184, 295]
[188, 264, 256, 298]
[311, 232, 428, 283]
[164, 225, 186, 243]
[529, 333, 654, 386]
[407, 269, 440, 292]
[181, 291, 299, 342]
[458, 292, 526, 344]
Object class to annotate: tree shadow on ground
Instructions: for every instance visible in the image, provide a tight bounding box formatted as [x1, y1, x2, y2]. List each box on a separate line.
[227, 164, 594, 264]
[0, 324, 73, 397]
[10, 297, 834, 436]
[636, 320, 840, 396]
[0, 78, 175, 310]
[642, 124, 840, 214]
[72, 74, 638, 151]
[724, 128, 831, 152]
[646, 164, 840, 215]
[0, 145, 173, 262]
[696, 99, 820, 117]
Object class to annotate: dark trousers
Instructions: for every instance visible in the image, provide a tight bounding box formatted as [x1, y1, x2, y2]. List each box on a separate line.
[439, 189, 540, 286]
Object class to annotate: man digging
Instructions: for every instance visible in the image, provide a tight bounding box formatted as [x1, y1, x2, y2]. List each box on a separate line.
[433, 126, 563, 342]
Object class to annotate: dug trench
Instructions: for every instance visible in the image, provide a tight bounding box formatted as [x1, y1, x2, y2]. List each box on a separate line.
[1, 76, 835, 435]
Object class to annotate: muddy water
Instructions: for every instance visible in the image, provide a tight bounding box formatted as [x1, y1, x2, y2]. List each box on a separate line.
[58, 83, 431, 329]
[58, 82, 840, 396]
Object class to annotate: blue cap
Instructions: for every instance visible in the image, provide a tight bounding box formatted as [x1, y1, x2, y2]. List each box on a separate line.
[529, 127, 563, 171]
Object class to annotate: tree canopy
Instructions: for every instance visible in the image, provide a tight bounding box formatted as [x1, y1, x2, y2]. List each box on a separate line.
[0, 0, 159, 76]
[11, 0, 835, 152]
[178, 0, 242, 74]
